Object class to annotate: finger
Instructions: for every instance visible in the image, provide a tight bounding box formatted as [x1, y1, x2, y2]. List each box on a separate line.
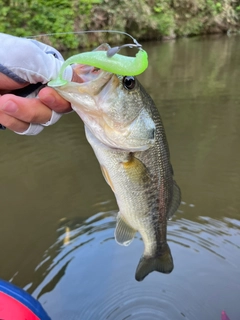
[0, 111, 29, 132]
[0, 94, 52, 124]
[38, 87, 72, 113]
[0, 73, 29, 94]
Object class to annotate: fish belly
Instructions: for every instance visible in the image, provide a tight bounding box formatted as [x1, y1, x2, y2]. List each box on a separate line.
[85, 126, 152, 228]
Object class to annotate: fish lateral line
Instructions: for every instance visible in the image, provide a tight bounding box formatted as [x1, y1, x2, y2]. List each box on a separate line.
[48, 47, 148, 88]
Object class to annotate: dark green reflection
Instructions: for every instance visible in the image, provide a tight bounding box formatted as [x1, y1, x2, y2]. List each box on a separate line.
[0, 35, 240, 320]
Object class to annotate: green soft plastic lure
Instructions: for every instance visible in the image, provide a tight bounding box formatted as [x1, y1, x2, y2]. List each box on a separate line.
[48, 46, 148, 87]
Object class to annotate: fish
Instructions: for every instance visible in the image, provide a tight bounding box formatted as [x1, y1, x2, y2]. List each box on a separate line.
[53, 44, 181, 281]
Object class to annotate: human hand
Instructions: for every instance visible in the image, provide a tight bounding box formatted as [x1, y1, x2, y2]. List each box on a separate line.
[0, 86, 72, 134]
[0, 33, 73, 135]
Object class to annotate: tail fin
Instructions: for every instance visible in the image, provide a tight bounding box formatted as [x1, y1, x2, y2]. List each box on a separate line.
[135, 243, 174, 281]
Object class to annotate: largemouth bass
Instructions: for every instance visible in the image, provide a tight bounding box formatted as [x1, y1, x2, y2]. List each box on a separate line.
[53, 44, 181, 281]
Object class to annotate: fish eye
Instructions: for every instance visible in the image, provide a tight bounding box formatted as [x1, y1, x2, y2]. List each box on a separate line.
[123, 76, 136, 90]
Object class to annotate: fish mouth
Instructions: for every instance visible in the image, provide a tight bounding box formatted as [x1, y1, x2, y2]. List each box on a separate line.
[73, 64, 104, 84]
[71, 43, 112, 89]
[53, 44, 114, 111]
[54, 44, 155, 152]
[70, 61, 114, 98]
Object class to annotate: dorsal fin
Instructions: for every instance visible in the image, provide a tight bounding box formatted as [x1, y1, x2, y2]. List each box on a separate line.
[167, 181, 181, 220]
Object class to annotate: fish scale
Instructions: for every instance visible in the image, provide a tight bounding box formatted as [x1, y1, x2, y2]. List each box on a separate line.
[53, 45, 181, 281]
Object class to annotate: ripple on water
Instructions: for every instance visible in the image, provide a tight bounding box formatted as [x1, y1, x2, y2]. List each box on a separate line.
[25, 211, 240, 320]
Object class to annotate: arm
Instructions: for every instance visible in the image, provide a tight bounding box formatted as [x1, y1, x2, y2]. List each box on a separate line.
[0, 33, 73, 134]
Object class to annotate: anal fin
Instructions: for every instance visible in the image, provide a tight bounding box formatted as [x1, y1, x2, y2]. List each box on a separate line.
[115, 213, 136, 246]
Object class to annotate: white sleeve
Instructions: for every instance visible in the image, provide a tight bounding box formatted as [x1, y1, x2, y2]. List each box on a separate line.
[0, 33, 72, 83]
[0, 33, 73, 136]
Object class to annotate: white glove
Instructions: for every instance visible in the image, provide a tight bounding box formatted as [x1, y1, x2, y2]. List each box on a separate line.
[0, 33, 73, 135]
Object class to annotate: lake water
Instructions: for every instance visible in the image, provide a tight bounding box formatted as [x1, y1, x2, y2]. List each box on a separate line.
[0, 35, 240, 319]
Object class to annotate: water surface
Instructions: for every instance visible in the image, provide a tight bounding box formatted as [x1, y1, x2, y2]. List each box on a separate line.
[0, 35, 240, 319]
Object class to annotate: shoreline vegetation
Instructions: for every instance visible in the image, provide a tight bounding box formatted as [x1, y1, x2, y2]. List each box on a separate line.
[1, 0, 240, 50]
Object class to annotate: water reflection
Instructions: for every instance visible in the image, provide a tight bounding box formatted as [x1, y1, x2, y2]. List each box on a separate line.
[1, 35, 240, 319]
[20, 209, 239, 320]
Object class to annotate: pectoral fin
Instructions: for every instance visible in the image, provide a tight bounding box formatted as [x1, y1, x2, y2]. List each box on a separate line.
[115, 213, 137, 246]
[121, 153, 151, 186]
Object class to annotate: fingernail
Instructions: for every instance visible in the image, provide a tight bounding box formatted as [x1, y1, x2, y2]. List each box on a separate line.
[1, 101, 18, 113]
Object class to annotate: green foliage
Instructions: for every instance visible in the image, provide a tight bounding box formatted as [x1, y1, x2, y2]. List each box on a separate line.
[0, 0, 75, 49]
[152, 1, 176, 37]
[176, 16, 205, 36]
[0, 0, 240, 50]
[215, 2, 222, 13]
[0, 0, 100, 49]
[155, 12, 175, 36]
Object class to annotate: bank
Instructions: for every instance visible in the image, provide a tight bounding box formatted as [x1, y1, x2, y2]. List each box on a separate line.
[0, 0, 239, 50]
